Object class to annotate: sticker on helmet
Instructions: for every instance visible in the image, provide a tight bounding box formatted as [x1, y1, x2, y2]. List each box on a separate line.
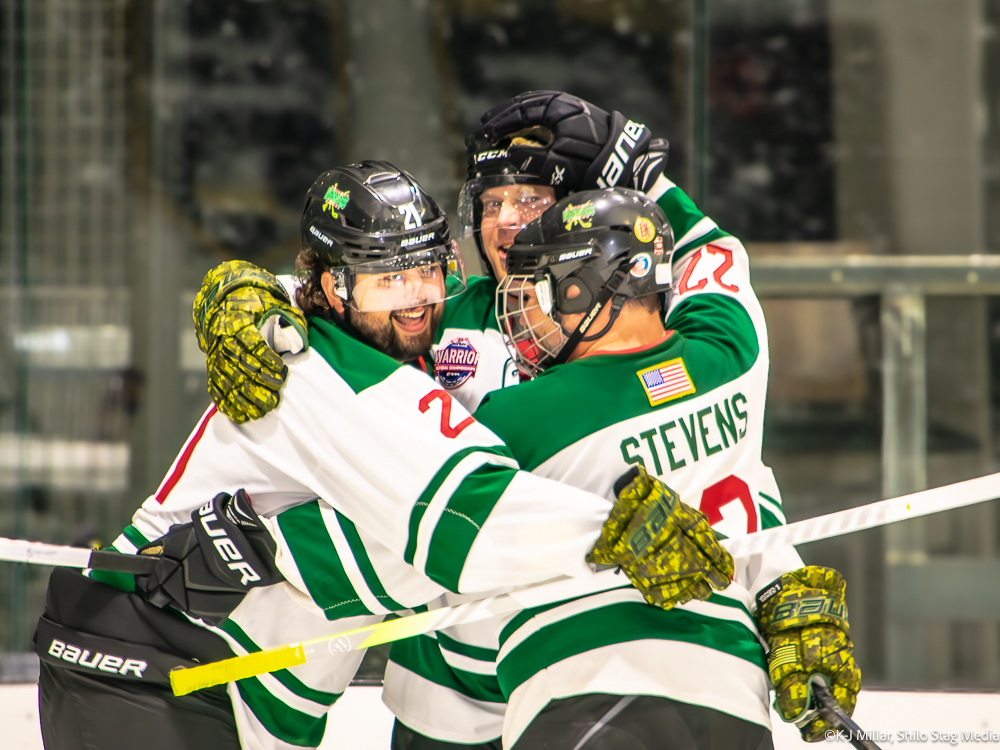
[634, 217, 656, 243]
[562, 201, 596, 231]
[653, 236, 665, 257]
[322, 184, 351, 218]
[399, 203, 423, 230]
[630, 253, 653, 278]
[434, 338, 480, 389]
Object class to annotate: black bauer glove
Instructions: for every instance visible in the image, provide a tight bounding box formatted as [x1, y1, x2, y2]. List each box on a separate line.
[480, 90, 665, 193]
[135, 490, 285, 625]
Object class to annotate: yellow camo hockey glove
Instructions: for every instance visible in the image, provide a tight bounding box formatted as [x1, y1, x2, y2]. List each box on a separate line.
[193, 261, 308, 423]
[754, 566, 862, 742]
[587, 466, 734, 610]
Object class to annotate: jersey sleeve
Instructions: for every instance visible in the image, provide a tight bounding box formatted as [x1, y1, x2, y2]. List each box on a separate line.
[646, 178, 769, 383]
[128, 324, 611, 613]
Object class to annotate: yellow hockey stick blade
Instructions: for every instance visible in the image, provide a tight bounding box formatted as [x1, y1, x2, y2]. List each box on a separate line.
[171, 642, 306, 696]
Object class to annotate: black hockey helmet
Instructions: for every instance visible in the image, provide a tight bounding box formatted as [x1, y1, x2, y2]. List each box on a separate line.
[301, 161, 466, 311]
[456, 131, 567, 281]
[497, 187, 674, 376]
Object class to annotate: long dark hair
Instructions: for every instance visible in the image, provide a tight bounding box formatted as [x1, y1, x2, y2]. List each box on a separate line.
[294, 245, 335, 320]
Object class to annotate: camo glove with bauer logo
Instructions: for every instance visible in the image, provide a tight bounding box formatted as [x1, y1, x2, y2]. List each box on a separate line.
[193, 260, 308, 423]
[754, 566, 862, 742]
[587, 466, 734, 609]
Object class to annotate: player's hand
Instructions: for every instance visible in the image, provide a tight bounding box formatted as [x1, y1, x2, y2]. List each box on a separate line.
[754, 566, 862, 742]
[134, 490, 284, 625]
[587, 466, 734, 610]
[193, 260, 308, 424]
[480, 91, 663, 192]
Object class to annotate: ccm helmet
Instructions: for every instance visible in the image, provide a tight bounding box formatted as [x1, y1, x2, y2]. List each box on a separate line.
[456, 131, 567, 281]
[301, 161, 466, 312]
[497, 187, 674, 376]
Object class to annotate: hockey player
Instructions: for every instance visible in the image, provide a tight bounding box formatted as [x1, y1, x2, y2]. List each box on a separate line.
[37, 162, 730, 750]
[190, 95, 818, 749]
[480, 186, 861, 748]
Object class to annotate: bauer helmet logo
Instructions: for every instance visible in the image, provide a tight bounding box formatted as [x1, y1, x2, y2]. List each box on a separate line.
[309, 226, 334, 247]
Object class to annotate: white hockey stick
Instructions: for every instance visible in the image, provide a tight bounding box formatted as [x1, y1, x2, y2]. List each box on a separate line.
[167, 470, 1000, 696]
[0, 537, 158, 574]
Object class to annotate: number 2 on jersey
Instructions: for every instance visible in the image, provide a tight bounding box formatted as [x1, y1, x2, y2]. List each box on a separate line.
[419, 390, 475, 438]
[698, 474, 758, 535]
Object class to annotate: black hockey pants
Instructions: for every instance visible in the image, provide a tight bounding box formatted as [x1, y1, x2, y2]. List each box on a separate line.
[36, 567, 242, 750]
[391, 719, 503, 750]
[511, 693, 775, 750]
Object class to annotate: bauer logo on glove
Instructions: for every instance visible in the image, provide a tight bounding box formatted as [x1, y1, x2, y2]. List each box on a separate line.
[587, 466, 734, 610]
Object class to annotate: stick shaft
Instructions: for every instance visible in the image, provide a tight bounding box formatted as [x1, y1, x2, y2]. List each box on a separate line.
[0, 538, 93, 568]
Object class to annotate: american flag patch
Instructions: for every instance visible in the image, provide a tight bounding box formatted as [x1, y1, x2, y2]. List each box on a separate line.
[636, 359, 696, 406]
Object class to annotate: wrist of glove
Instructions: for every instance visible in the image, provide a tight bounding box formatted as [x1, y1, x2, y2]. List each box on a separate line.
[586, 466, 733, 610]
[193, 260, 308, 424]
[481, 91, 662, 192]
[134, 489, 285, 626]
[754, 566, 862, 742]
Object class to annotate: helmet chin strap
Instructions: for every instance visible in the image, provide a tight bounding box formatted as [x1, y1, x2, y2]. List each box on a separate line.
[549, 265, 630, 368]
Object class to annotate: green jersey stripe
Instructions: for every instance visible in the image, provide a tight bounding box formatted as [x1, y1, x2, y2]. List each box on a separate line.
[496, 601, 767, 697]
[760, 504, 782, 530]
[308, 316, 402, 395]
[758, 492, 786, 528]
[334, 510, 406, 611]
[121, 524, 150, 550]
[277, 501, 371, 619]
[218, 620, 343, 706]
[87, 543, 137, 592]
[652, 182, 731, 259]
[235, 678, 329, 747]
[759, 491, 782, 510]
[424, 461, 519, 591]
[405, 445, 515, 565]
[390, 634, 505, 703]
[438, 630, 498, 662]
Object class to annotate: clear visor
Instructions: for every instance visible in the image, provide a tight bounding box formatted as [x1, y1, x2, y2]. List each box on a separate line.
[495, 274, 569, 378]
[457, 176, 558, 239]
[344, 242, 467, 313]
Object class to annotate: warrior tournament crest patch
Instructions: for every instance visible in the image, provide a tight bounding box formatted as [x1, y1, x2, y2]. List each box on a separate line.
[637, 358, 696, 406]
[435, 338, 480, 389]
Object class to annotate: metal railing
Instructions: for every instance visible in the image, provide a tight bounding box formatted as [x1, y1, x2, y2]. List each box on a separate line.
[752, 253, 1000, 683]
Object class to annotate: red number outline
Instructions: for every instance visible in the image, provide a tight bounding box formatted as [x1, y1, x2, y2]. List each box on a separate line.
[676, 249, 708, 295]
[419, 390, 475, 438]
[698, 474, 758, 534]
[707, 246, 739, 292]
